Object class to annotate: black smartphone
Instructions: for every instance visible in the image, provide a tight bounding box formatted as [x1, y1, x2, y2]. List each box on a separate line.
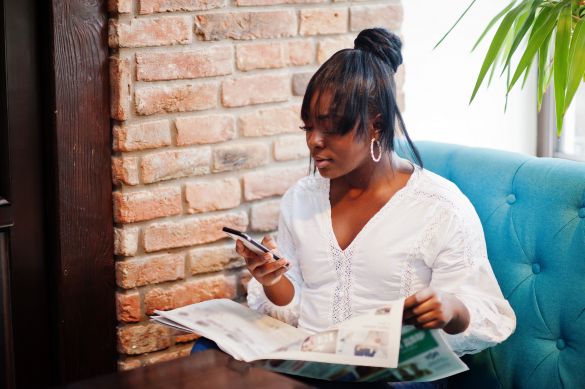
[222, 227, 281, 260]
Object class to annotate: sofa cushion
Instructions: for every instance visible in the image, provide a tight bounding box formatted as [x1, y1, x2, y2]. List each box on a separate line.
[411, 141, 585, 388]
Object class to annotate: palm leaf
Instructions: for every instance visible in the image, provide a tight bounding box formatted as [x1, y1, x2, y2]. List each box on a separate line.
[553, 5, 572, 133]
[469, 1, 530, 103]
[506, 3, 560, 94]
[433, 0, 479, 50]
[564, 17, 585, 119]
[500, 1, 539, 76]
[471, 1, 518, 52]
[537, 31, 553, 111]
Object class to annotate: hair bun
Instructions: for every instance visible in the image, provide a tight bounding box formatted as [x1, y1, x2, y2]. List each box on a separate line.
[354, 28, 402, 73]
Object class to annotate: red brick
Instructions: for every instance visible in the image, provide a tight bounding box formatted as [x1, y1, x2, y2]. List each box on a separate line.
[194, 11, 296, 41]
[139, 0, 226, 14]
[175, 333, 199, 344]
[250, 199, 280, 232]
[292, 72, 313, 96]
[109, 17, 192, 48]
[143, 212, 248, 252]
[350, 4, 403, 32]
[109, 0, 132, 13]
[175, 114, 235, 146]
[114, 226, 140, 257]
[135, 83, 218, 116]
[243, 165, 305, 200]
[141, 344, 193, 365]
[274, 134, 309, 161]
[299, 8, 348, 36]
[144, 275, 237, 314]
[189, 244, 244, 275]
[117, 323, 173, 355]
[221, 74, 289, 108]
[236, 42, 286, 71]
[236, 40, 314, 72]
[116, 291, 142, 323]
[118, 358, 142, 371]
[288, 40, 315, 66]
[237, 0, 326, 5]
[317, 35, 354, 64]
[116, 253, 185, 288]
[212, 143, 269, 173]
[239, 105, 301, 137]
[112, 156, 140, 186]
[113, 186, 182, 223]
[185, 178, 241, 213]
[136, 47, 232, 81]
[110, 56, 131, 121]
[141, 148, 211, 184]
[113, 120, 171, 152]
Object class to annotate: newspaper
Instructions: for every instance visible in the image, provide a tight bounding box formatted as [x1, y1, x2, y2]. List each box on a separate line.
[151, 298, 468, 382]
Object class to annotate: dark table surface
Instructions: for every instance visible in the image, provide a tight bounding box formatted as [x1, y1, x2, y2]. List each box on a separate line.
[59, 350, 313, 389]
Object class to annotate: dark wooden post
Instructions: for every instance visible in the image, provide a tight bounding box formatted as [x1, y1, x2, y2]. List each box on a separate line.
[47, 0, 117, 383]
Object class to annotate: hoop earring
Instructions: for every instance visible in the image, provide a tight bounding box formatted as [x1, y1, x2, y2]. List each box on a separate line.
[370, 138, 382, 162]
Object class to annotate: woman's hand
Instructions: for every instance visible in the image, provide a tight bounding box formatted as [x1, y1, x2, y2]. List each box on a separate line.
[235, 235, 290, 287]
[403, 287, 470, 335]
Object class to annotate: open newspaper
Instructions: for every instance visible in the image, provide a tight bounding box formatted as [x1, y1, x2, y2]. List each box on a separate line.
[151, 298, 468, 382]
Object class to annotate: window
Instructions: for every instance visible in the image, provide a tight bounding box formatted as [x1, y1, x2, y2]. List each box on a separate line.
[537, 84, 585, 161]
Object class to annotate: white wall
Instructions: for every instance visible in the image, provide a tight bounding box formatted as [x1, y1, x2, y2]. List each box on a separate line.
[401, 0, 537, 155]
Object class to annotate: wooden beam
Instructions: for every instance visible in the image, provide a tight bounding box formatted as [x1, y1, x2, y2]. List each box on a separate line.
[48, 0, 116, 383]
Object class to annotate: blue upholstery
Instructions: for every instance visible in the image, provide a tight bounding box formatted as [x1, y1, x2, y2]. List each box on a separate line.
[410, 141, 585, 389]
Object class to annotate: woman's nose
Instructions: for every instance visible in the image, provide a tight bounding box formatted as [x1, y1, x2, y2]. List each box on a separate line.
[306, 129, 325, 150]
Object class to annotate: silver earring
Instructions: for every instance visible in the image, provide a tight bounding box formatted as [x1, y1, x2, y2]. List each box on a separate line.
[370, 138, 382, 162]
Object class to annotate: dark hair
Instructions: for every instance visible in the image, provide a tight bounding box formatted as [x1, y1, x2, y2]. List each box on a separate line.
[301, 28, 423, 168]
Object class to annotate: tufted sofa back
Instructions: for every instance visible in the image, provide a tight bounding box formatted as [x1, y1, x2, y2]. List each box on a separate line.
[411, 141, 585, 388]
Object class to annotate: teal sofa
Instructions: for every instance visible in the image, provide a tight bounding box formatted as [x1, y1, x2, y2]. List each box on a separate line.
[411, 142, 585, 388]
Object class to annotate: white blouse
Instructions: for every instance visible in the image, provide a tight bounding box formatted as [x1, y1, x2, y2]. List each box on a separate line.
[247, 167, 516, 356]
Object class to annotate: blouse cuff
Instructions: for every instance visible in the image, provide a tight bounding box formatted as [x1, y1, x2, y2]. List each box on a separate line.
[441, 295, 515, 356]
[246, 274, 300, 326]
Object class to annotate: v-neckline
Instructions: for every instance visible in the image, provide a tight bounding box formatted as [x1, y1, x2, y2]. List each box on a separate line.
[323, 167, 419, 255]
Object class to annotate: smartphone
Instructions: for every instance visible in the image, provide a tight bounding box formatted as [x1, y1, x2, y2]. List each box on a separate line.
[222, 227, 281, 260]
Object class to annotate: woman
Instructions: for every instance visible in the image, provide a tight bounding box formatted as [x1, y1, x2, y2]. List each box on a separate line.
[240, 28, 516, 385]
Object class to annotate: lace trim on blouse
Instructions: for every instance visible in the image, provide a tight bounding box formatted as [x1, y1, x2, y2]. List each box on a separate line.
[322, 168, 420, 324]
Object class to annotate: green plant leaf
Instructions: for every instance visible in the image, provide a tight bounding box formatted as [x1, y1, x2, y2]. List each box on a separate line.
[433, 0, 479, 50]
[537, 30, 553, 111]
[507, 3, 560, 94]
[500, 1, 539, 76]
[471, 1, 518, 52]
[553, 5, 572, 133]
[564, 17, 585, 120]
[469, 1, 530, 103]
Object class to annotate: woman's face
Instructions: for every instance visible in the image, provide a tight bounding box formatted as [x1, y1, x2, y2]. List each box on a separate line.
[303, 91, 373, 179]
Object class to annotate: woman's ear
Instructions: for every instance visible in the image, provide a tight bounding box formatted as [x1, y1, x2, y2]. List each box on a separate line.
[370, 113, 383, 139]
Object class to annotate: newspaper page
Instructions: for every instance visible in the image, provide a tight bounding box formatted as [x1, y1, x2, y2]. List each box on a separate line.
[152, 299, 309, 361]
[260, 326, 468, 382]
[152, 298, 468, 382]
[260, 300, 404, 368]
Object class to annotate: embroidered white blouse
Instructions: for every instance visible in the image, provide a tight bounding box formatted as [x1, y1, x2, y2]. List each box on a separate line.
[247, 166, 516, 356]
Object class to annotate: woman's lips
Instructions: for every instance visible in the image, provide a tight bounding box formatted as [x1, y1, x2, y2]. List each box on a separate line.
[314, 158, 332, 168]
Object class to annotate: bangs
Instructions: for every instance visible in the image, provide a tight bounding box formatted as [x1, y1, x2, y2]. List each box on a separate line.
[301, 50, 369, 138]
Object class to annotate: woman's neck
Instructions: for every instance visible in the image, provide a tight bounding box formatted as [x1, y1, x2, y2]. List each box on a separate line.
[334, 152, 409, 193]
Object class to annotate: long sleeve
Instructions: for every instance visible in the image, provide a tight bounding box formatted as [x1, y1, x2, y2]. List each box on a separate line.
[246, 197, 304, 326]
[426, 206, 516, 356]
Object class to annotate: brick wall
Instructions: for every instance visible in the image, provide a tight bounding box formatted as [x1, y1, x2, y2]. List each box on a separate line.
[109, 0, 405, 370]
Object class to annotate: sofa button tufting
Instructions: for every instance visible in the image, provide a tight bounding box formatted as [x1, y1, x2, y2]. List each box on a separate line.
[557, 339, 566, 350]
[579, 208, 585, 218]
[506, 194, 516, 204]
[532, 263, 541, 274]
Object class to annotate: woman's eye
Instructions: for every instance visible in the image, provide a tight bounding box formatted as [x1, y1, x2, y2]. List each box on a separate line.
[299, 126, 313, 132]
